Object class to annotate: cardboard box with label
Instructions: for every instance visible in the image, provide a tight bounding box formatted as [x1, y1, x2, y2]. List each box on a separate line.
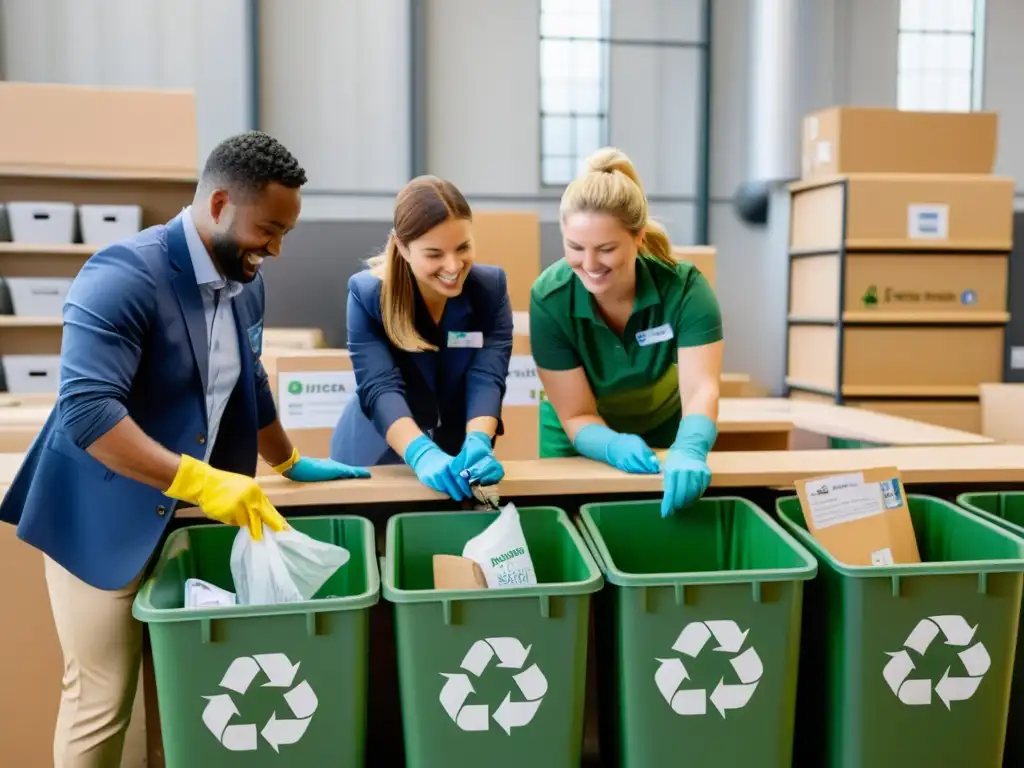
[495, 331, 542, 461]
[472, 211, 541, 312]
[801, 106, 998, 180]
[796, 467, 921, 566]
[258, 349, 355, 473]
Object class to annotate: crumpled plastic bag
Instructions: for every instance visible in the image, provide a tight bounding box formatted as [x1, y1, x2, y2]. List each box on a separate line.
[229, 525, 351, 606]
[461, 502, 538, 588]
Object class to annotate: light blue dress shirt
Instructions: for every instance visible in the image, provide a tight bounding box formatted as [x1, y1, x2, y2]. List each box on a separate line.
[181, 207, 243, 462]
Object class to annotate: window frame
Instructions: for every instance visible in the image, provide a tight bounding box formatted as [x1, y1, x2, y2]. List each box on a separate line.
[538, 0, 612, 188]
[896, 0, 986, 112]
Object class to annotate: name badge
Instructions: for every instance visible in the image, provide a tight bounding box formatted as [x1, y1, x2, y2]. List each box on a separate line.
[247, 321, 263, 355]
[635, 324, 674, 347]
[447, 331, 484, 349]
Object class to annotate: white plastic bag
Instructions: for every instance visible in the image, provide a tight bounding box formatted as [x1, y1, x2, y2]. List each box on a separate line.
[462, 502, 538, 588]
[229, 526, 351, 606]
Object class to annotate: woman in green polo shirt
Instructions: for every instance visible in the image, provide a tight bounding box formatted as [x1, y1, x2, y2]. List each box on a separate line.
[530, 147, 723, 517]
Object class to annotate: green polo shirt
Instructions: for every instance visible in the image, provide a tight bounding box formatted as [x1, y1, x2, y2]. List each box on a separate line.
[529, 255, 722, 457]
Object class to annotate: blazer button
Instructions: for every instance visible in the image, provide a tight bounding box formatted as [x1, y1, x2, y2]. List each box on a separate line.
[197, 433, 206, 445]
[156, 505, 167, 517]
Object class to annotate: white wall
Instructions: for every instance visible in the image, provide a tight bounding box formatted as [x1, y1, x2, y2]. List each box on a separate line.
[0, 0, 252, 168]
[259, 0, 409, 199]
[983, 0, 1024, 196]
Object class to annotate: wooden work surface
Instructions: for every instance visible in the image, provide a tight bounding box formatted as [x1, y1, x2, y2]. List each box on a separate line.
[723, 398, 992, 446]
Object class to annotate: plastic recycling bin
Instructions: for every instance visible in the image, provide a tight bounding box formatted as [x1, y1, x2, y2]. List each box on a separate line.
[577, 496, 817, 768]
[382, 506, 603, 768]
[957, 491, 1024, 768]
[777, 494, 1024, 768]
[132, 515, 379, 767]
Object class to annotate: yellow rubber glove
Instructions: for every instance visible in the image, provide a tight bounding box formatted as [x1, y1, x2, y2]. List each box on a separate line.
[164, 454, 287, 541]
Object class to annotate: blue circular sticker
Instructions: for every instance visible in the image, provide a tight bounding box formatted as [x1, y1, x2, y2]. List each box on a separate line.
[960, 289, 977, 305]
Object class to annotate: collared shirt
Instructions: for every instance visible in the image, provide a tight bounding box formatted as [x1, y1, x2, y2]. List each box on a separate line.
[529, 255, 722, 454]
[181, 207, 243, 461]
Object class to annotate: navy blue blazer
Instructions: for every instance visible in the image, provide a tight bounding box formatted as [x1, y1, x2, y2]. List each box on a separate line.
[330, 264, 513, 466]
[0, 215, 276, 590]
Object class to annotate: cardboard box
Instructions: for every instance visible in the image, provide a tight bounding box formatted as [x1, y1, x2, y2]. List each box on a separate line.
[258, 349, 354, 472]
[472, 211, 541, 312]
[980, 383, 1024, 443]
[672, 246, 716, 290]
[795, 467, 921, 566]
[789, 252, 1009, 320]
[790, 174, 1015, 253]
[801, 107, 998, 179]
[263, 327, 325, 351]
[494, 332, 541, 461]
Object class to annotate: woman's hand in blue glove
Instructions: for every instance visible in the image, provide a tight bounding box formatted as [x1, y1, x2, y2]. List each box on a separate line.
[451, 431, 505, 486]
[404, 434, 473, 501]
[573, 423, 661, 474]
[274, 448, 371, 482]
[661, 414, 717, 517]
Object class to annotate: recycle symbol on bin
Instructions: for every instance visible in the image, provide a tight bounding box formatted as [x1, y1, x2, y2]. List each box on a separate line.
[655, 620, 764, 718]
[202, 653, 318, 753]
[883, 614, 990, 709]
[439, 636, 548, 734]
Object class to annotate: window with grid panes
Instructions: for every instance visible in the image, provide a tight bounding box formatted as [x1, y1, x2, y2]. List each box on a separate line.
[539, 0, 610, 186]
[897, 0, 984, 112]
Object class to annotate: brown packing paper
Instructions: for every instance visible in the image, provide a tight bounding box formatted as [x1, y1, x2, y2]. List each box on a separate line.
[795, 466, 921, 566]
[433, 555, 488, 590]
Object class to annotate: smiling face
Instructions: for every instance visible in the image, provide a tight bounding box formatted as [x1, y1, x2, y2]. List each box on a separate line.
[207, 181, 302, 283]
[562, 210, 644, 297]
[399, 216, 474, 301]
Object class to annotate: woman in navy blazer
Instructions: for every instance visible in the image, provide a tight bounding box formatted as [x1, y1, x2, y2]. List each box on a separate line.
[330, 176, 513, 500]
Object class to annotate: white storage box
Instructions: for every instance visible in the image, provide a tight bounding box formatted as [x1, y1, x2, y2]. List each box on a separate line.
[6, 277, 74, 317]
[7, 201, 76, 245]
[79, 204, 142, 246]
[2, 355, 61, 393]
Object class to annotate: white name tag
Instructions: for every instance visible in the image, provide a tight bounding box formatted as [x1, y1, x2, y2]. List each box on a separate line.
[635, 324, 674, 347]
[447, 331, 483, 349]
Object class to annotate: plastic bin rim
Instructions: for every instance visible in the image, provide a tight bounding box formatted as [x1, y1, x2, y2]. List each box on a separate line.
[380, 506, 604, 604]
[777, 493, 1024, 576]
[577, 495, 818, 587]
[956, 491, 1024, 540]
[131, 514, 381, 624]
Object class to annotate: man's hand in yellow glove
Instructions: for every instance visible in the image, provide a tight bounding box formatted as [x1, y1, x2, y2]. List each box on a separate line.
[164, 454, 287, 541]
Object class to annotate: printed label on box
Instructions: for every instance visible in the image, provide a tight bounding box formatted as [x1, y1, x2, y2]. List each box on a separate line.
[278, 370, 357, 429]
[803, 472, 884, 530]
[1011, 347, 1024, 370]
[880, 478, 903, 509]
[907, 204, 950, 240]
[815, 140, 832, 164]
[504, 355, 545, 406]
[871, 547, 895, 566]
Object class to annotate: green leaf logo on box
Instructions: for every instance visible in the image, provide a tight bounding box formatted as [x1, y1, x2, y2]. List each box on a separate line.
[861, 285, 879, 307]
[287, 381, 303, 395]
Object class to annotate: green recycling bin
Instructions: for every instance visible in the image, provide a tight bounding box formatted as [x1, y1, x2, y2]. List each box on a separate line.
[132, 515, 379, 767]
[957, 491, 1024, 768]
[577, 496, 817, 768]
[777, 494, 1024, 768]
[383, 506, 602, 768]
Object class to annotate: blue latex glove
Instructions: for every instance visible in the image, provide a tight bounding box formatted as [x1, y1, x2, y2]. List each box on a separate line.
[451, 431, 505, 486]
[661, 414, 717, 518]
[404, 434, 473, 501]
[275, 449, 371, 482]
[573, 424, 661, 474]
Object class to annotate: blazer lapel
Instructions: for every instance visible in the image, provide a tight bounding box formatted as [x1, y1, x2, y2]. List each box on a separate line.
[166, 217, 210, 395]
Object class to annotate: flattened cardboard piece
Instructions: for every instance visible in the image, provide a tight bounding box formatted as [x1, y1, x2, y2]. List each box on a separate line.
[433, 555, 488, 590]
[796, 466, 921, 566]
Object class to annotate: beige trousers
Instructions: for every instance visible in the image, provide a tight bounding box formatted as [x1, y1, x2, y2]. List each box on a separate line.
[43, 555, 145, 768]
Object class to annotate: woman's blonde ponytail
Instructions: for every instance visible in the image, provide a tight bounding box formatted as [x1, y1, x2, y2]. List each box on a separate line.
[562, 146, 676, 267]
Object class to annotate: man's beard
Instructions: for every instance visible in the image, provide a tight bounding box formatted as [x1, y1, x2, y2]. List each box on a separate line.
[210, 231, 256, 283]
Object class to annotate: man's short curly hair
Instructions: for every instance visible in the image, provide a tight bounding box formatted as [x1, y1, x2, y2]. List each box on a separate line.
[200, 130, 307, 196]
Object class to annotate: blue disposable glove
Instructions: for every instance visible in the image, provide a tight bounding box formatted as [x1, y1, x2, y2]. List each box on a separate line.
[451, 431, 505, 487]
[660, 414, 717, 518]
[274, 448, 371, 482]
[404, 434, 473, 501]
[573, 424, 661, 474]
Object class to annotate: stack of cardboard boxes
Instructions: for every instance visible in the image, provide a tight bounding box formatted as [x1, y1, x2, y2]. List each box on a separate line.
[785, 106, 1015, 433]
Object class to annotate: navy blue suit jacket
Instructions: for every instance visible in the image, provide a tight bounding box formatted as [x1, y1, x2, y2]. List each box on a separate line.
[0, 215, 276, 590]
[330, 265, 513, 466]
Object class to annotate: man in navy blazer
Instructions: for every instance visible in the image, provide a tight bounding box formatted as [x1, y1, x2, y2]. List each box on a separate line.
[0, 131, 368, 768]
